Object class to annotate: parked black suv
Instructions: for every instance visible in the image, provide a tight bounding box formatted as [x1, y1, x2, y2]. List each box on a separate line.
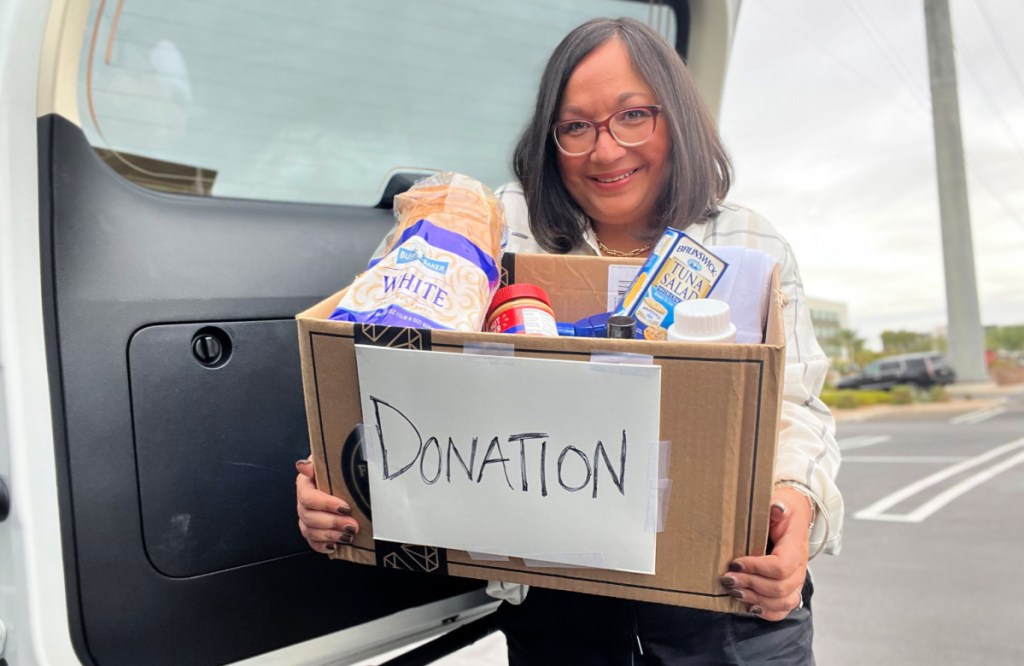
[835, 352, 957, 390]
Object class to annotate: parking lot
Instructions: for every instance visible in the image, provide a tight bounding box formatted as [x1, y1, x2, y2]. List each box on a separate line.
[814, 384, 1024, 665]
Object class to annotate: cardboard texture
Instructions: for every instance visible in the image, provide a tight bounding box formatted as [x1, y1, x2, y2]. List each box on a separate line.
[296, 253, 785, 613]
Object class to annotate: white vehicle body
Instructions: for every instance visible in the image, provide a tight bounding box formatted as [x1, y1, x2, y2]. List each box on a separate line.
[0, 1, 739, 663]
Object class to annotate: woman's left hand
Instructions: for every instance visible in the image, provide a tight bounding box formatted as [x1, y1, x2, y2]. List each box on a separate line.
[719, 485, 812, 621]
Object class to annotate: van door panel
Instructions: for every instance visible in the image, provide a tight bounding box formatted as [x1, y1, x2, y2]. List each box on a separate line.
[39, 114, 481, 665]
[128, 319, 310, 576]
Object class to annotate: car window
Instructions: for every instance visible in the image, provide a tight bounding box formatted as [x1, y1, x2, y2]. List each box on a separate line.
[905, 359, 926, 372]
[877, 361, 901, 373]
[77, 0, 677, 207]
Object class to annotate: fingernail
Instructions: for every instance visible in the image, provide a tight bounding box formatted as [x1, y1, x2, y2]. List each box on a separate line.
[342, 525, 356, 537]
[324, 543, 336, 552]
[729, 589, 744, 600]
[719, 576, 736, 589]
[337, 505, 352, 516]
[728, 561, 743, 573]
[338, 534, 353, 545]
[295, 459, 312, 468]
[750, 606, 764, 616]
[771, 502, 787, 519]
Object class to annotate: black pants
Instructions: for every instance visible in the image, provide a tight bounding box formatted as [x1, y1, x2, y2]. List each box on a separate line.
[497, 577, 814, 665]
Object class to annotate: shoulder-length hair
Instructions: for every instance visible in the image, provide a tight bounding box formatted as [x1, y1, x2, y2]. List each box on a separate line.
[513, 16, 732, 253]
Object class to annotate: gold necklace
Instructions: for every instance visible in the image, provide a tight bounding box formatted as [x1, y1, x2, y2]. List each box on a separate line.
[596, 237, 654, 257]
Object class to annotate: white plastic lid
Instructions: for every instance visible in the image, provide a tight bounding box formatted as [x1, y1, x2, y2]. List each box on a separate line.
[667, 299, 737, 343]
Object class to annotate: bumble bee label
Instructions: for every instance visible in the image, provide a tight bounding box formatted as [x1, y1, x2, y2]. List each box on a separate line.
[613, 228, 728, 340]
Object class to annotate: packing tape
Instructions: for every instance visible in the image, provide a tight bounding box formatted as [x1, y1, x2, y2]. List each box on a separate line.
[359, 422, 380, 467]
[522, 552, 605, 568]
[589, 351, 655, 377]
[466, 551, 511, 562]
[645, 440, 673, 533]
[463, 341, 516, 357]
[589, 351, 654, 366]
[647, 479, 673, 533]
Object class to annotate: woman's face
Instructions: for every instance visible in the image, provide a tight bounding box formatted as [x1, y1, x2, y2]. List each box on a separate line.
[555, 37, 671, 234]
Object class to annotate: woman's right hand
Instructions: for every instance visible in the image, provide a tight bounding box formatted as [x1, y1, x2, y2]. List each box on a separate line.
[295, 457, 360, 554]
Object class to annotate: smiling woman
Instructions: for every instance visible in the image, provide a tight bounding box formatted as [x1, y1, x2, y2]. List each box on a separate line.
[292, 14, 845, 665]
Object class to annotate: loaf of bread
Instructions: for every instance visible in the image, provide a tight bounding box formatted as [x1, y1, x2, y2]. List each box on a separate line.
[329, 172, 506, 332]
[391, 172, 505, 262]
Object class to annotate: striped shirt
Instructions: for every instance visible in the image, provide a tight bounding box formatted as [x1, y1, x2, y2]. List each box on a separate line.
[495, 181, 844, 558]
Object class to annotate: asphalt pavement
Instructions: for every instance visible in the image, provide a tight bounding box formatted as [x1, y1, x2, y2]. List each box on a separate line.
[813, 384, 1024, 665]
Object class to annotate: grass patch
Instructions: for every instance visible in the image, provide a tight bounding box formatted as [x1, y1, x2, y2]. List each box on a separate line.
[856, 390, 892, 406]
[821, 389, 871, 409]
[820, 386, 948, 409]
[889, 385, 914, 405]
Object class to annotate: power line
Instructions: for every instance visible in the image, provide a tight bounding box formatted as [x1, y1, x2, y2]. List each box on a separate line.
[834, 0, 1024, 235]
[973, 0, 1024, 102]
[964, 160, 1024, 232]
[953, 38, 1024, 166]
[748, 1, 1024, 235]
[756, 3, 930, 119]
[841, 0, 932, 108]
[952, 2, 1024, 233]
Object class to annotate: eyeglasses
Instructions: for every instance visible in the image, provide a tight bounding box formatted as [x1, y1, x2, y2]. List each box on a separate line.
[551, 105, 662, 156]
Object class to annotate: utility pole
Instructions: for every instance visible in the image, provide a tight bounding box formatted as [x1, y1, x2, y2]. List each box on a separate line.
[923, 0, 988, 383]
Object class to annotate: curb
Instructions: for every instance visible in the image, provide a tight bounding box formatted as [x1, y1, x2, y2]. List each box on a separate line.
[831, 397, 1006, 423]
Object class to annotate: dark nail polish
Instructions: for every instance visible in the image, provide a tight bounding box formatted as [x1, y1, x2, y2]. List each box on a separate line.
[728, 561, 743, 573]
[338, 534, 354, 545]
[719, 576, 736, 589]
[337, 506, 352, 516]
[324, 543, 336, 552]
[342, 525, 356, 536]
[729, 589, 744, 600]
[750, 606, 764, 616]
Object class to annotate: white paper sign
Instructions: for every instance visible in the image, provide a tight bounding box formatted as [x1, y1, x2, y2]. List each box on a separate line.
[354, 344, 662, 574]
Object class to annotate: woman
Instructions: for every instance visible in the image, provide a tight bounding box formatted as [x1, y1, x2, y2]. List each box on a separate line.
[297, 17, 842, 664]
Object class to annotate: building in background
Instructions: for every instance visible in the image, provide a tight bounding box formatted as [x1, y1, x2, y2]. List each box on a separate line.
[807, 297, 849, 362]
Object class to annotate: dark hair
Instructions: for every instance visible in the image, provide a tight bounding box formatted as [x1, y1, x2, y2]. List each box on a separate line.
[512, 17, 732, 253]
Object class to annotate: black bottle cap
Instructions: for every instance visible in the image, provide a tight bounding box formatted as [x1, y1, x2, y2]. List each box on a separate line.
[606, 315, 637, 339]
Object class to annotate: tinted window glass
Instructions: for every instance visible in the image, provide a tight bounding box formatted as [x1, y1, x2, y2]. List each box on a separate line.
[77, 0, 676, 206]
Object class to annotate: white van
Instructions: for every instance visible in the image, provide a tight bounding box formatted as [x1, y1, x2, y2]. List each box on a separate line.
[0, 1, 739, 663]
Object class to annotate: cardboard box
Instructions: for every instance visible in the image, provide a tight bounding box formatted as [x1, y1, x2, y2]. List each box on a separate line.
[296, 253, 785, 613]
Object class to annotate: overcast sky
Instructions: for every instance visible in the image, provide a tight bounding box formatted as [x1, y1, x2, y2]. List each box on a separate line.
[718, 0, 1023, 349]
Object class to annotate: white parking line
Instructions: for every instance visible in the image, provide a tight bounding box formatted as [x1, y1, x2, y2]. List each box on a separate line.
[855, 437, 1024, 522]
[838, 435, 892, 451]
[843, 456, 967, 463]
[950, 406, 1006, 425]
[902, 450, 1024, 522]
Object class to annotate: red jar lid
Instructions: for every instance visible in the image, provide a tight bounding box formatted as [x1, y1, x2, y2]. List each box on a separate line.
[487, 283, 551, 316]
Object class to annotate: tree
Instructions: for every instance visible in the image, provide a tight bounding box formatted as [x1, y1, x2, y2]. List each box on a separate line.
[986, 325, 1024, 352]
[880, 330, 935, 355]
[825, 328, 863, 366]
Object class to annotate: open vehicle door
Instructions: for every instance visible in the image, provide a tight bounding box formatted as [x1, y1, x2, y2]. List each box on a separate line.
[0, 1, 739, 663]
